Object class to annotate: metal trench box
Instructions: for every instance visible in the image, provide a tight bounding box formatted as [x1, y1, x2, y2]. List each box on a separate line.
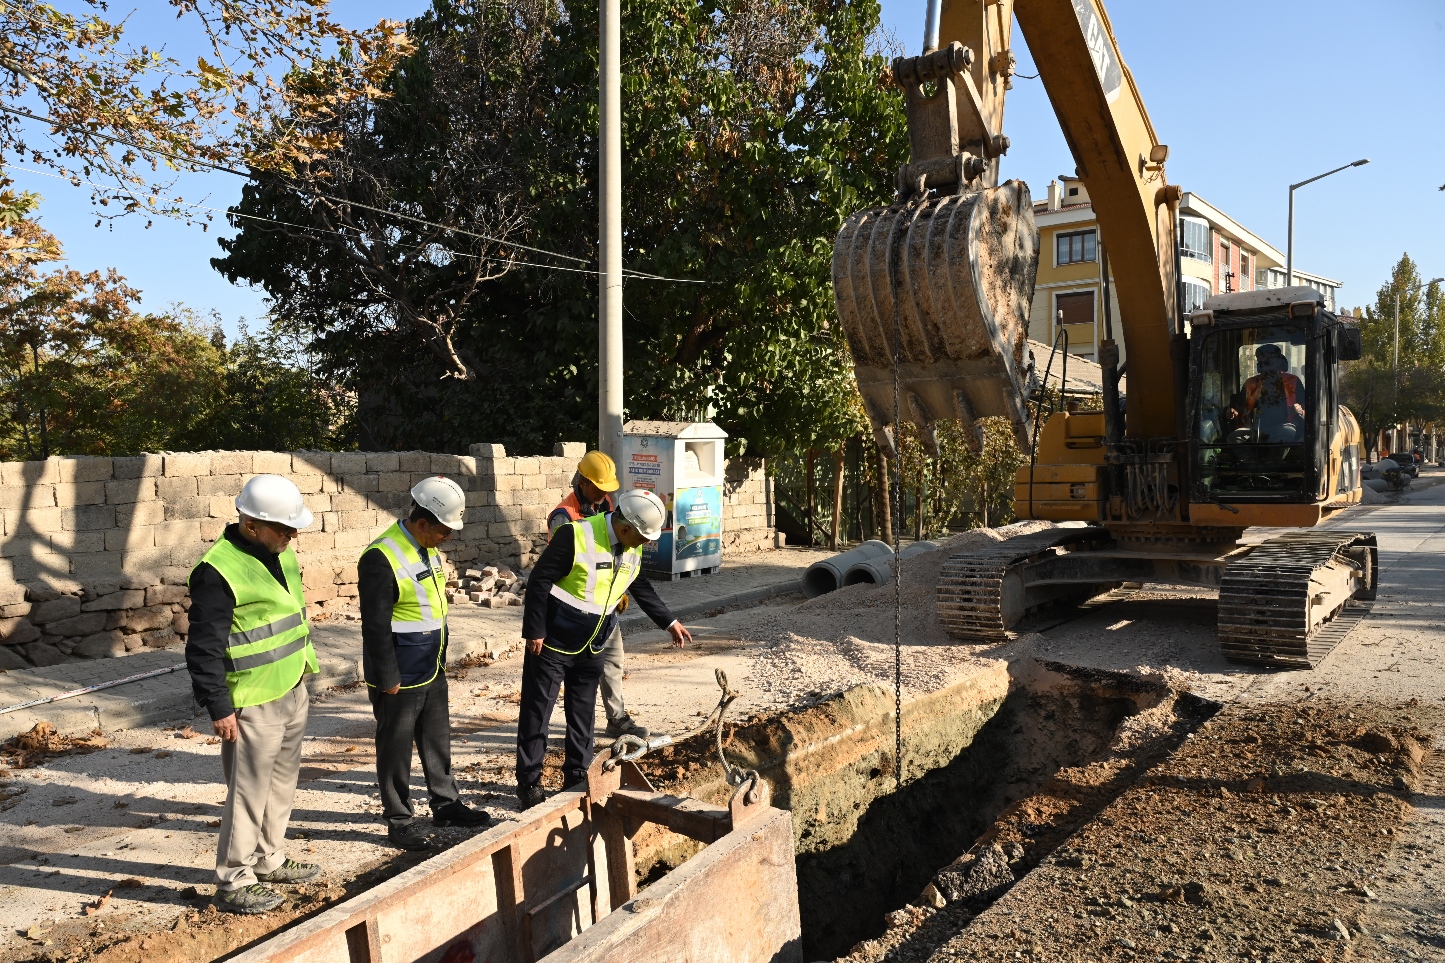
[233, 750, 802, 963]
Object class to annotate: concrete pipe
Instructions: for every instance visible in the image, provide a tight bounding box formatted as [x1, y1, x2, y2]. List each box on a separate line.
[803, 540, 894, 598]
[843, 540, 941, 588]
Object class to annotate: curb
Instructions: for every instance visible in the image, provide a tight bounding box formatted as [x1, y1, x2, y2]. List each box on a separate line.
[618, 578, 804, 632]
[2, 578, 804, 739]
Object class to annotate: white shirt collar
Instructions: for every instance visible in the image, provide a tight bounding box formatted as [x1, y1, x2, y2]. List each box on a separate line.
[604, 513, 620, 551]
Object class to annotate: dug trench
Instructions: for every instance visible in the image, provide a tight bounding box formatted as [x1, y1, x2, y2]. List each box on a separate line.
[633, 657, 1219, 961]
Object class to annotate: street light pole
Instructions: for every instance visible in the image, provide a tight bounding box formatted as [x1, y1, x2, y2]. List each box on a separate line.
[597, 0, 623, 461]
[1286, 158, 1369, 286]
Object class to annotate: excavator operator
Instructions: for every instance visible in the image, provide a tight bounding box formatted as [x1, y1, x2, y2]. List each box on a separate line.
[1229, 343, 1306, 442]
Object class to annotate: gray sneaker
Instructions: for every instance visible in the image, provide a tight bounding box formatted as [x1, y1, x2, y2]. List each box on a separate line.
[604, 714, 649, 740]
[256, 858, 320, 885]
[216, 883, 284, 915]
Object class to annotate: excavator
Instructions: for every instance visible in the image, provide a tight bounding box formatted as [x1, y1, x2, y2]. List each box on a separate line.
[831, 0, 1375, 668]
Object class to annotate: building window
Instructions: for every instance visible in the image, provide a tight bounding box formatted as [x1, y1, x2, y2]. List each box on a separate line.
[1219, 240, 1233, 292]
[1178, 216, 1211, 262]
[1182, 278, 1209, 313]
[1055, 291, 1096, 331]
[1239, 253, 1251, 291]
[1056, 230, 1097, 265]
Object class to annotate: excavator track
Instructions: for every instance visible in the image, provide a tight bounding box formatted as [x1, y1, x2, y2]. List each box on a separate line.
[1217, 531, 1377, 669]
[936, 528, 1107, 642]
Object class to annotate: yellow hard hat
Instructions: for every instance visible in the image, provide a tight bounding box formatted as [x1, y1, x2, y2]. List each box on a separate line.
[578, 450, 620, 492]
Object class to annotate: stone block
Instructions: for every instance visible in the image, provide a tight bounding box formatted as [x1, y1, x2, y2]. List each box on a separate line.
[105, 479, 154, 504]
[172, 610, 189, 636]
[365, 452, 400, 472]
[209, 451, 254, 476]
[23, 641, 73, 666]
[49, 611, 106, 637]
[340, 473, 379, 493]
[545, 474, 570, 489]
[165, 495, 211, 521]
[521, 474, 547, 490]
[378, 472, 412, 493]
[74, 629, 127, 659]
[292, 473, 324, 495]
[1, 459, 61, 485]
[153, 518, 202, 546]
[331, 492, 373, 512]
[117, 501, 166, 527]
[487, 522, 520, 539]
[114, 547, 171, 574]
[81, 589, 146, 612]
[105, 526, 152, 552]
[0, 616, 40, 646]
[0, 600, 31, 618]
[142, 627, 179, 649]
[455, 456, 478, 477]
[338, 510, 378, 531]
[155, 475, 199, 500]
[305, 494, 332, 514]
[163, 452, 211, 477]
[252, 451, 293, 474]
[429, 454, 462, 475]
[0, 645, 28, 669]
[58, 457, 114, 483]
[147, 584, 188, 606]
[296, 531, 336, 553]
[494, 474, 523, 492]
[124, 604, 174, 633]
[0, 486, 45, 511]
[111, 455, 165, 480]
[513, 458, 540, 476]
[208, 495, 236, 518]
[198, 474, 245, 497]
[469, 444, 507, 459]
[464, 490, 495, 508]
[330, 452, 368, 475]
[334, 529, 373, 550]
[54, 481, 108, 507]
[305, 581, 338, 604]
[555, 442, 587, 459]
[50, 530, 105, 554]
[394, 453, 428, 475]
[30, 596, 81, 624]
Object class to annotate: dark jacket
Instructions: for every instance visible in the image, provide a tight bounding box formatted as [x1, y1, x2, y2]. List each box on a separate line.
[523, 512, 674, 651]
[358, 538, 447, 690]
[185, 524, 291, 721]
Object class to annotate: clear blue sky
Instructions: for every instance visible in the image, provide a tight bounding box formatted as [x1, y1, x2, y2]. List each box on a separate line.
[12, 0, 1445, 331]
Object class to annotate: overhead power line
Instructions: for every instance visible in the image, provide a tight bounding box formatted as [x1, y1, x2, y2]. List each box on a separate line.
[1, 105, 704, 283]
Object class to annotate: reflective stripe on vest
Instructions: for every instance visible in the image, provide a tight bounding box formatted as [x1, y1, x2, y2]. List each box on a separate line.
[366, 521, 449, 687]
[193, 536, 316, 709]
[547, 514, 642, 654]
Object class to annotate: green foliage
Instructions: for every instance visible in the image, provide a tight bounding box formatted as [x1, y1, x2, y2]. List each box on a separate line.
[214, 0, 906, 456]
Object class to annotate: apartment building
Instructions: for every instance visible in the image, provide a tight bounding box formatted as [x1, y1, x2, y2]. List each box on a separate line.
[1029, 176, 1342, 363]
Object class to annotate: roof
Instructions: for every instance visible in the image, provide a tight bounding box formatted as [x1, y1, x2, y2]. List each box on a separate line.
[622, 421, 728, 439]
[1028, 340, 1126, 395]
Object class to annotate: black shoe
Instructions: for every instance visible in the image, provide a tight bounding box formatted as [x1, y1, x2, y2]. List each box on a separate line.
[517, 783, 547, 810]
[387, 822, 431, 851]
[432, 801, 493, 828]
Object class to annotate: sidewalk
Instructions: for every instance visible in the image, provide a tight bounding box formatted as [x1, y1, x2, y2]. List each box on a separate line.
[0, 546, 832, 741]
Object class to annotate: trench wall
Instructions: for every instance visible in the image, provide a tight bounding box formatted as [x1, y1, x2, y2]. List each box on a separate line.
[0, 443, 774, 668]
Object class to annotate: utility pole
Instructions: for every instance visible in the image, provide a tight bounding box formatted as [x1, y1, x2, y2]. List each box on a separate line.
[597, 0, 623, 460]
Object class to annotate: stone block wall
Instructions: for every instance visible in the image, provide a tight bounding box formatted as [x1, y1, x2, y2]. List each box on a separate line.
[0, 444, 774, 669]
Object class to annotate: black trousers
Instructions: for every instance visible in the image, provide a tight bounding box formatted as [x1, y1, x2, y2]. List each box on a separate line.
[369, 675, 460, 826]
[516, 646, 605, 788]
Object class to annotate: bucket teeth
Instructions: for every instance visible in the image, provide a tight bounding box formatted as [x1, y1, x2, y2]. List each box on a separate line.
[1217, 531, 1377, 668]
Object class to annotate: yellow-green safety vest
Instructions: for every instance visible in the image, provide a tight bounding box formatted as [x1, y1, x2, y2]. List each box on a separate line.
[547, 513, 642, 655]
[365, 520, 449, 689]
[193, 537, 317, 709]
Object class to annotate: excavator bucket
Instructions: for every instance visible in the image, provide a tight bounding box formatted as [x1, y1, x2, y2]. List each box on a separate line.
[831, 181, 1039, 457]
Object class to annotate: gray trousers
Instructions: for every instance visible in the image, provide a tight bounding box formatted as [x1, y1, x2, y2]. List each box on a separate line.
[601, 623, 626, 724]
[216, 680, 308, 891]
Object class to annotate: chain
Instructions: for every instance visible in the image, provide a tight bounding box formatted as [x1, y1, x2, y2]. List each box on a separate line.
[886, 203, 909, 791]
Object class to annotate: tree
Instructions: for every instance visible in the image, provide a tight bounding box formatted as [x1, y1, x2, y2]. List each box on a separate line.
[214, 0, 908, 456]
[0, 0, 409, 217]
[0, 184, 344, 457]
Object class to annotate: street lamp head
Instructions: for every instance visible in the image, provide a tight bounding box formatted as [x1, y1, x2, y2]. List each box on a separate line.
[1430, 277, 1445, 286]
[1351, 158, 1370, 167]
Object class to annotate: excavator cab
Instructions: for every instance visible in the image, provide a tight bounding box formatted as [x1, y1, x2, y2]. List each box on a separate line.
[1187, 286, 1362, 508]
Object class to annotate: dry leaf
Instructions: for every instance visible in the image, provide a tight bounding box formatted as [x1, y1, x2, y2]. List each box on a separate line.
[207, 819, 222, 827]
[24, 925, 48, 940]
[344, 745, 357, 752]
[177, 727, 199, 739]
[83, 890, 112, 915]
[130, 747, 151, 755]
[117, 878, 144, 888]
[153, 751, 172, 759]
[205, 738, 221, 746]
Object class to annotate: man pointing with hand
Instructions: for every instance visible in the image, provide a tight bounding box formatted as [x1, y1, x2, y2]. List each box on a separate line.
[515, 489, 691, 809]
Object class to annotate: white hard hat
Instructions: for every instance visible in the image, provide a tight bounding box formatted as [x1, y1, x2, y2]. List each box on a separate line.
[235, 474, 314, 529]
[411, 476, 466, 530]
[617, 489, 667, 541]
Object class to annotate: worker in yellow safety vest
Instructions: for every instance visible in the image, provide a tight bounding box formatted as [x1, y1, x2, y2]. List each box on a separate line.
[359, 476, 493, 851]
[186, 474, 321, 915]
[516, 489, 692, 809]
[546, 451, 648, 740]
